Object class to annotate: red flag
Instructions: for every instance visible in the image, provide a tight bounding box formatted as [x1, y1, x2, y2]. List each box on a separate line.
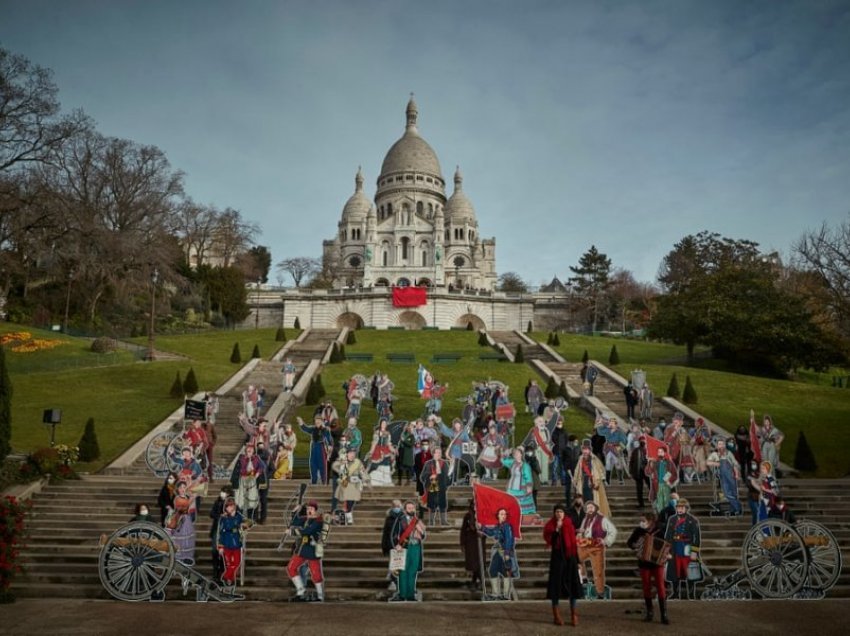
[643, 434, 669, 459]
[473, 482, 522, 540]
[749, 416, 762, 465]
[392, 287, 427, 307]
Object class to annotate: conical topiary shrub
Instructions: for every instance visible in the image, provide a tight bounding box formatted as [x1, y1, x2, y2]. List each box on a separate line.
[478, 331, 488, 346]
[581, 349, 589, 364]
[77, 417, 100, 462]
[329, 342, 342, 363]
[514, 344, 525, 363]
[339, 343, 346, 360]
[552, 333, 560, 346]
[547, 332, 554, 345]
[545, 375, 559, 399]
[294, 316, 301, 329]
[466, 321, 474, 331]
[252, 344, 261, 359]
[306, 378, 319, 405]
[314, 373, 326, 399]
[793, 430, 817, 472]
[170, 371, 183, 398]
[275, 327, 287, 342]
[559, 380, 570, 399]
[608, 344, 620, 365]
[346, 330, 356, 345]
[526, 320, 533, 334]
[667, 373, 680, 399]
[682, 375, 698, 404]
[183, 367, 199, 394]
[230, 342, 242, 363]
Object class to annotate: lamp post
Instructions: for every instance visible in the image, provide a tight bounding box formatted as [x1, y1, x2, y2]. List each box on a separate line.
[62, 269, 74, 333]
[146, 267, 159, 361]
[254, 278, 262, 329]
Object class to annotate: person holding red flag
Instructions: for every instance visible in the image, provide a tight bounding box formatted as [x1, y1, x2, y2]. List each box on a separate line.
[544, 503, 582, 626]
[478, 507, 519, 600]
[644, 437, 678, 514]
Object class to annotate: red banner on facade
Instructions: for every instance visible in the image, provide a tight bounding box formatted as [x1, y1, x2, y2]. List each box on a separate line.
[392, 287, 427, 307]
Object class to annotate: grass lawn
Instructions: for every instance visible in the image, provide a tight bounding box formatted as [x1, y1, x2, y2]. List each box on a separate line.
[2, 323, 292, 472]
[537, 331, 708, 366]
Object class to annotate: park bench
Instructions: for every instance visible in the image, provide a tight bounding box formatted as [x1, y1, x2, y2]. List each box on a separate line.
[479, 351, 507, 362]
[387, 326, 406, 330]
[345, 352, 374, 362]
[430, 352, 463, 364]
[386, 352, 416, 363]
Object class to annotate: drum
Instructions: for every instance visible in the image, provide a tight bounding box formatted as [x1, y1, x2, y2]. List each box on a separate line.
[639, 535, 671, 566]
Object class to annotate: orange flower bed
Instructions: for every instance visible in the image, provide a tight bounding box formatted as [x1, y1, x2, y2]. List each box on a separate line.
[1, 332, 65, 353]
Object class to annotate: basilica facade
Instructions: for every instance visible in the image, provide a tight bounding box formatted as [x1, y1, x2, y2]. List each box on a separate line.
[322, 97, 497, 291]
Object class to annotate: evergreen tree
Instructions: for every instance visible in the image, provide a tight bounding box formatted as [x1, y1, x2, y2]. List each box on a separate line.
[682, 375, 698, 404]
[552, 333, 561, 347]
[315, 373, 326, 399]
[478, 331, 488, 346]
[568, 245, 612, 332]
[514, 344, 525, 363]
[526, 320, 533, 333]
[306, 378, 318, 404]
[230, 342, 242, 363]
[545, 375, 559, 398]
[251, 344, 261, 359]
[330, 343, 342, 363]
[339, 344, 346, 360]
[608, 344, 620, 365]
[346, 330, 356, 345]
[170, 372, 183, 398]
[183, 368, 199, 394]
[77, 418, 100, 462]
[793, 431, 818, 472]
[667, 373, 680, 399]
[275, 327, 287, 342]
[559, 380, 570, 399]
[0, 346, 12, 461]
[466, 321, 474, 331]
[294, 316, 301, 329]
[581, 349, 589, 364]
[547, 332, 554, 345]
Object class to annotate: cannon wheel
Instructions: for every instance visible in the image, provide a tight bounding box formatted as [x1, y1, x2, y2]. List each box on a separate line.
[742, 519, 809, 599]
[796, 519, 843, 592]
[99, 522, 175, 601]
[145, 431, 177, 477]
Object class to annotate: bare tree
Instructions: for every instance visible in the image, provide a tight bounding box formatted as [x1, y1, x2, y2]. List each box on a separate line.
[214, 207, 258, 267]
[276, 256, 320, 288]
[497, 271, 529, 292]
[172, 199, 219, 266]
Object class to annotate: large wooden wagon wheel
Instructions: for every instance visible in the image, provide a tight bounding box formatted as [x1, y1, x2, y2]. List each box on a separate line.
[99, 522, 175, 601]
[796, 519, 843, 592]
[742, 519, 809, 598]
[165, 432, 208, 474]
[145, 431, 178, 477]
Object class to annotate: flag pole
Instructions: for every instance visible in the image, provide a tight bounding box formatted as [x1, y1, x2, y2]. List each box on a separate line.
[472, 479, 488, 600]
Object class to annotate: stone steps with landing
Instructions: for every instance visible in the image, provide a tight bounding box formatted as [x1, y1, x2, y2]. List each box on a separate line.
[489, 331, 557, 362]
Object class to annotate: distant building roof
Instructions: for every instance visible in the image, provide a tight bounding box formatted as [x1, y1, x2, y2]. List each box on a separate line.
[540, 276, 567, 293]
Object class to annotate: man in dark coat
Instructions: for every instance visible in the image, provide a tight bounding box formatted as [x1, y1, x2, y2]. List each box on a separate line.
[381, 499, 404, 591]
[629, 437, 650, 508]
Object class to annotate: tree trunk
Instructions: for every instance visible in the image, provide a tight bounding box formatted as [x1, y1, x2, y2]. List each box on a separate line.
[686, 340, 695, 365]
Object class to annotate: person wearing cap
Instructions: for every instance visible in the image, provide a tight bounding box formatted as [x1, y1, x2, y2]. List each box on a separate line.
[345, 417, 363, 455]
[502, 447, 536, 516]
[230, 443, 264, 521]
[209, 484, 235, 581]
[389, 500, 427, 601]
[707, 437, 743, 516]
[420, 446, 450, 525]
[595, 415, 628, 486]
[750, 460, 780, 521]
[544, 503, 582, 626]
[629, 436, 650, 508]
[572, 439, 610, 518]
[216, 497, 250, 591]
[576, 500, 617, 599]
[663, 412, 686, 468]
[287, 500, 326, 601]
[664, 497, 701, 599]
[396, 421, 416, 486]
[413, 437, 433, 511]
[626, 511, 669, 624]
[299, 416, 333, 485]
[332, 447, 369, 524]
[477, 422, 505, 481]
[646, 445, 678, 514]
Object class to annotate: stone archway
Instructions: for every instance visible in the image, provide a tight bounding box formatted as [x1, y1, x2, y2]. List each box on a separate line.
[397, 311, 427, 330]
[336, 312, 365, 330]
[455, 313, 485, 330]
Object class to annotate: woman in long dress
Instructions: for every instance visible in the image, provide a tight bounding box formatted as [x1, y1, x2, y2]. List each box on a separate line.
[544, 503, 582, 626]
[501, 447, 536, 516]
[368, 419, 396, 486]
[166, 480, 197, 565]
[273, 423, 297, 479]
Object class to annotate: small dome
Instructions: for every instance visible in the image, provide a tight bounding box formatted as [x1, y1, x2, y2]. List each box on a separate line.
[445, 166, 476, 221]
[341, 167, 371, 221]
[379, 96, 443, 179]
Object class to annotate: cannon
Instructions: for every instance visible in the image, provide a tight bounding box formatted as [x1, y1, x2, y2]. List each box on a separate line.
[701, 518, 842, 600]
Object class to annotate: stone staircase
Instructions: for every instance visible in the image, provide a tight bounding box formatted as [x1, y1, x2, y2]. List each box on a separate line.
[489, 331, 555, 362]
[16, 475, 849, 601]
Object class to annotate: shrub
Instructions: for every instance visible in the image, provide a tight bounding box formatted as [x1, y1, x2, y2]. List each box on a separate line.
[90, 337, 117, 353]
[559, 381, 570, 399]
[77, 418, 100, 462]
[478, 331, 488, 346]
[230, 342, 242, 363]
[170, 372, 183, 398]
[581, 349, 589, 364]
[794, 431, 817, 472]
[276, 327, 287, 342]
[667, 373, 680, 399]
[545, 375, 559, 398]
[514, 344, 525, 363]
[682, 375, 698, 404]
[314, 373, 326, 399]
[608, 345, 620, 365]
[0, 347, 10, 462]
[0, 495, 30, 603]
[306, 378, 320, 405]
[526, 320, 533, 333]
[252, 344, 261, 359]
[346, 330, 356, 345]
[339, 344, 346, 360]
[294, 316, 301, 329]
[547, 332, 554, 345]
[330, 343, 342, 363]
[466, 321, 474, 331]
[552, 333, 560, 347]
[183, 368, 199, 394]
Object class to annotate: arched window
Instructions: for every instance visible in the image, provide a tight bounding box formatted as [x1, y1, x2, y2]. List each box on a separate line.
[382, 250, 388, 266]
[401, 237, 410, 260]
[341, 229, 346, 240]
[397, 277, 411, 287]
[421, 250, 427, 265]
[428, 203, 433, 215]
[416, 201, 423, 215]
[387, 202, 393, 215]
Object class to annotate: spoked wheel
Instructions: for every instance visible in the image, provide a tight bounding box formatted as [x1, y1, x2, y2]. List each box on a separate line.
[145, 432, 177, 477]
[742, 519, 808, 599]
[98, 522, 175, 601]
[796, 519, 843, 593]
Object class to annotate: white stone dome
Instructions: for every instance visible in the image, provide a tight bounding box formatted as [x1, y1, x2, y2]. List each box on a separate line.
[341, 167, 371, 221]
[379, 96, 443, 179]
[445, 167, 476, 221]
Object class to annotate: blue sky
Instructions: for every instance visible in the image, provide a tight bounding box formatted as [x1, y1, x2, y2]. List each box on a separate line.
[2, 0, 848, 285]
